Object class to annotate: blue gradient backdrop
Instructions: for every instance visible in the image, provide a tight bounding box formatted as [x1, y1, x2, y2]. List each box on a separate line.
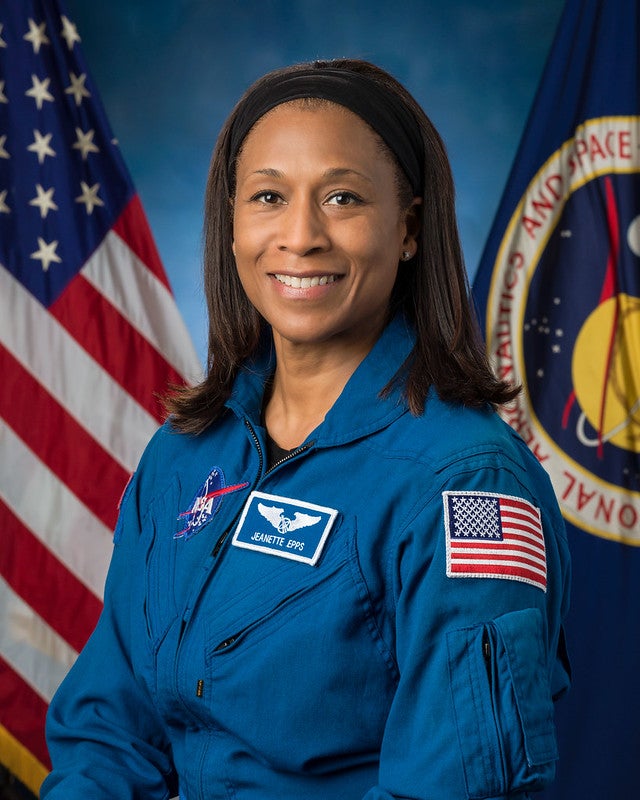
[63, 0, 564, 364]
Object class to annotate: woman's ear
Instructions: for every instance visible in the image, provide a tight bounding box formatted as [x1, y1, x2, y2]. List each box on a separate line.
[401, 197, 422, 260]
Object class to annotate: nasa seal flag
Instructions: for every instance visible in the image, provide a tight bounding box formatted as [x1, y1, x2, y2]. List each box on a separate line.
[232, 491, 338, 565]
[473, 1, 640, 797]
[484, 117, 640, 545]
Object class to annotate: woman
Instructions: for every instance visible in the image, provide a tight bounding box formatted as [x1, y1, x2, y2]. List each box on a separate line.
[42, 59, 571, 800]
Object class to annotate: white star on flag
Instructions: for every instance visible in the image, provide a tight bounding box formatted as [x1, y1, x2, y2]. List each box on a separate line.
[0, 81, 7, 104]
[30, 236, 62, 271]
[60, 15, 81, 49]
[0, 135, 9, 159]
[23, 18, 50, 53]
[0, 190, 10, 214]
[27, 129, 56, 163]
[72, 126, 99, 159]
[29, 184, 58, 219]
[75, 181, 104, 214]
[25, 74, 54, 110]
[0, 24, 6, 48]
[65, 72, 90, 105]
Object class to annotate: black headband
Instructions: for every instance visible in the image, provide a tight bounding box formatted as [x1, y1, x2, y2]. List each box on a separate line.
[227, 67, 424, 195]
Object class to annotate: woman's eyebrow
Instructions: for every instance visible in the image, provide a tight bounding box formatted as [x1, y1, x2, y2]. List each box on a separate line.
[247, 167, 284, 178]
[247, 166, 373, 182]
[322, 166, 373, 183]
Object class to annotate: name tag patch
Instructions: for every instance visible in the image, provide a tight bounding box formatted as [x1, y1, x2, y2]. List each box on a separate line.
[232, 491, 338, 565]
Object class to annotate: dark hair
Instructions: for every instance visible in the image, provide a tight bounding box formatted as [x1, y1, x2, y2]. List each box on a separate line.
[166, 58, 518, 434]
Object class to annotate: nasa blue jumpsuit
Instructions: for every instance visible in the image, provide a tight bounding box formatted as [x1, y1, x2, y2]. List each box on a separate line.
[42, 314, 571, 800]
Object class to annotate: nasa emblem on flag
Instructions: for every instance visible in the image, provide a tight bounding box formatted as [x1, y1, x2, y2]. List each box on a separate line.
[485, 116, 640, 544]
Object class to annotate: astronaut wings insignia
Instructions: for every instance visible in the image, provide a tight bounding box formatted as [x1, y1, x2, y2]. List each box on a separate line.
[233, 491, 339, 565]
[258, 502, 321, 533]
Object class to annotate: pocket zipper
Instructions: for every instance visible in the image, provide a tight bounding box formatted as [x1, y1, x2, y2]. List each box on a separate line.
[211, 562, 344, 655]
[482, 627, 492, 682]
[482, 624, 507, 789]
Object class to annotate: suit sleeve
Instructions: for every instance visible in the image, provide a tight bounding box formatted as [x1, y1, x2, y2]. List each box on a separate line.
[361, 456, 571, 800]
[41, 464, 178, 800]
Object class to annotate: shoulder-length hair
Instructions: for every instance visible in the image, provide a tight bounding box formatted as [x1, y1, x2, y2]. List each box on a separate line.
[166, 58, 517, 434]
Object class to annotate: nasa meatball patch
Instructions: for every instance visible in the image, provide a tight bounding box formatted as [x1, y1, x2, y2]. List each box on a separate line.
[232, 491, 338, 565]
[175, 467, 249, 540]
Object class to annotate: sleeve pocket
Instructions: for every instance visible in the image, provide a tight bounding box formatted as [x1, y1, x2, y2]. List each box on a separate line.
[447, 608, 558, 799]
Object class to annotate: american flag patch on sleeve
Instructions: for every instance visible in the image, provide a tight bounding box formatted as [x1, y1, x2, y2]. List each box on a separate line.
[443, 491, 547, 592]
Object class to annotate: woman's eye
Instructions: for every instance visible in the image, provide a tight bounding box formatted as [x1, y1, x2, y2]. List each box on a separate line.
[326, 192, 361, 206]
[252, 191, 282, 204]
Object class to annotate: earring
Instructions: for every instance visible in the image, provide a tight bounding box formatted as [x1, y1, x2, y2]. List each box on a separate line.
[401, 251, 412, 261]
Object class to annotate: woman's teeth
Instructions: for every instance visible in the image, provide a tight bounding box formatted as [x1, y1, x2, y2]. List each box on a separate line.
[274, 274, 336, 288]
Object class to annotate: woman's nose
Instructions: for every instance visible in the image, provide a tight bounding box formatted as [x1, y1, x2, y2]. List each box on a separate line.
[277, 198, 331, 256]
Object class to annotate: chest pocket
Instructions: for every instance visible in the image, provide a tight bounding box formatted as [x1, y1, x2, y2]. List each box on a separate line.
[198, 516, 399, 774]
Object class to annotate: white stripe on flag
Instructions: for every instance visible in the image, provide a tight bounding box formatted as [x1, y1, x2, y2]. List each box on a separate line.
[83, 231, 202, 383]
[0, 576, 78, 703]
[0, 420, 112, 599]
[0, 264, 158, 473]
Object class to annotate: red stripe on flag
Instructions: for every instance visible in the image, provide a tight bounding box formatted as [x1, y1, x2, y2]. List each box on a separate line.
[49, 273, 182, 423]
[448, 561, 546, 585]
[0, 344, 129, 531]
[0, 657, 50, 769]
[0, 500, 102, 652]
[112, 195, 171, 289]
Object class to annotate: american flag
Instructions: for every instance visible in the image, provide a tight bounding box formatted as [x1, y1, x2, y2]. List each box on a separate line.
[0, 1, 201, 795]
[444, 491, 547, 592]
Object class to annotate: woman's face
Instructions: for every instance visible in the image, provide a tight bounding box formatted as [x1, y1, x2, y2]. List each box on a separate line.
[232, 101, 419, 356]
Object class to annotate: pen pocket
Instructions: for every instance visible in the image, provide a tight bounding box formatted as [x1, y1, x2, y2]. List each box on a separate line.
[447, 607, 558, 799]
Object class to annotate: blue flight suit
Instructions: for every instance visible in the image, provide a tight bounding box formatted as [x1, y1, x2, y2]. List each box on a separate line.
[42, 314, 571, 800]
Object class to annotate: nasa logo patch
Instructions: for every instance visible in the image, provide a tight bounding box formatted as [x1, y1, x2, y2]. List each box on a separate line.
[232, 491, 338, 565]
[485, 116, 640, 544]
[175, 468, 248, 541]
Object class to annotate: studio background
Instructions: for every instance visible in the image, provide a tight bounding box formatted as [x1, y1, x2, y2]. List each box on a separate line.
[63, 0, 564, 365]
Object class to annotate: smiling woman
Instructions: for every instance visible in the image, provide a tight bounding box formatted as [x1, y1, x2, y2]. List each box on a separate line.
[41, 59, 571, 800]
[232, 101, 421, 445]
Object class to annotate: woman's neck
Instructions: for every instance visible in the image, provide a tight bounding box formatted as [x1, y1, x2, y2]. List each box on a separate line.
[263, 335, 373, 450]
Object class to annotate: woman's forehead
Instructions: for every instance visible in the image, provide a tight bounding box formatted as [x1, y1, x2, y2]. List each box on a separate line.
[236, 101, 389, 171]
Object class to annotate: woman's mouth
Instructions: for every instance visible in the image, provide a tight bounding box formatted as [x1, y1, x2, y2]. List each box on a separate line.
[273, 273, 338, 288]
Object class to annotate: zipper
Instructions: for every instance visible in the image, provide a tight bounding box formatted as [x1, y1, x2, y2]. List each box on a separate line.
[245, 415, 313, 476]
[482, 627, 492, 682]
[482, 624, 507, 790]
[244, 418, 264, 478]
[265, 441, 313, 475]
[214, 635, 238, 651]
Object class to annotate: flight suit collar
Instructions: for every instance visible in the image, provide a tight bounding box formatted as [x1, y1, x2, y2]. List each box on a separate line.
[226, 313, 415, 447]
